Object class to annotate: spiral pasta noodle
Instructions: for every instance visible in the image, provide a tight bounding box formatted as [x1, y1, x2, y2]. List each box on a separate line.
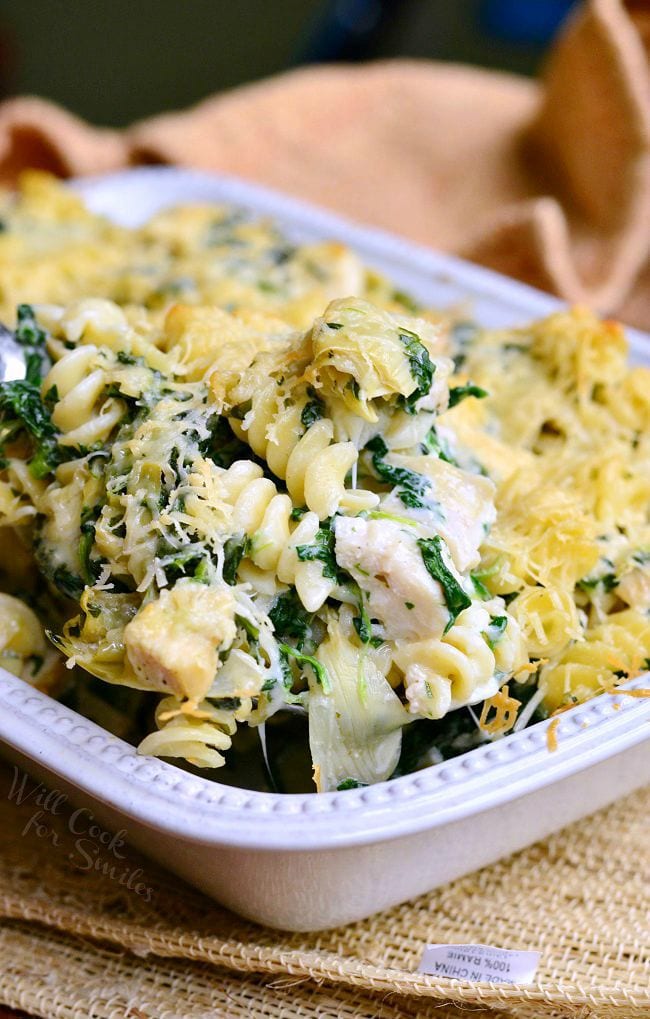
[44, 345, 125, 448]
[393, 604, 517, 719]
[138, 695, 254, 769]
[0, 592, 64, 693]
[228, 384, 375, 519]
[0, 592, 47, 677]
[174, 458, 338, 610]
[540, 609, 650, 712]
[509, 585, 582, 660]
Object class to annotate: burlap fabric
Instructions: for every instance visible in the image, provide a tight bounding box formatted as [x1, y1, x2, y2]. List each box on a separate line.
[0, 758, 648, 1019]
[1, 0, 650, 330]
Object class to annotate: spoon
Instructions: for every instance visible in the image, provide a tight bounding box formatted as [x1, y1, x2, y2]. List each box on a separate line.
[0, 323, 26, 382]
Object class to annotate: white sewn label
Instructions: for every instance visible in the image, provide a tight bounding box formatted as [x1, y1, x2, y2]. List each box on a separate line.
[418, 943, 540, 984]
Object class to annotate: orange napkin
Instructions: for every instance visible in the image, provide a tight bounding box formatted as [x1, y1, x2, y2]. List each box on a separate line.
[0, 0, 648, 329]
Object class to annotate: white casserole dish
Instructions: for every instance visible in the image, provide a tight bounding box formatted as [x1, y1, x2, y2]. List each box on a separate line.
[0, 168, 648, 932]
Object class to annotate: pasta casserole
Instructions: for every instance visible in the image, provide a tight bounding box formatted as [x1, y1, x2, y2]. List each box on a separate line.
[0, 173, 648, 792]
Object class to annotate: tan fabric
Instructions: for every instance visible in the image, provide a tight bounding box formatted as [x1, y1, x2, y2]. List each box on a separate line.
[0, 923, 523, 1019]
[0, 756, 648, 1018]
[0, 0, 649, 330]
[0, 96, 127, 182]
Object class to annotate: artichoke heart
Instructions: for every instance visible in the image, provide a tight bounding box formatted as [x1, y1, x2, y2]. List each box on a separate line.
[310, 297, 431, 420]
[309, 616, 409, 792]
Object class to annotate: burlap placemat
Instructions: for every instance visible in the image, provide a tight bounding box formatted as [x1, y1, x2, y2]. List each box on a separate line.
[0, 922, 536, 1019]
[0, 758, 647, 1019]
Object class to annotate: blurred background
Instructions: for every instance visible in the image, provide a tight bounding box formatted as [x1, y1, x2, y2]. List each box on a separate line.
[0, 0, 576, 126]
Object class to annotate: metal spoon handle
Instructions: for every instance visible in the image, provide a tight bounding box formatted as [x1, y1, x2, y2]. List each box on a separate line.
[0, 323, 26, 382]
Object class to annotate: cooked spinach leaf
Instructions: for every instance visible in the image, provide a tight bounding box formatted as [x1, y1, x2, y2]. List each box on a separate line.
[201, 416, 253, 468]
[483, 615, 507, 650]
[450, 320, 479, 371]
[296, 519, 341, 581]
[392, 710, 482, 776]
[0, 376, 64, 478]
[350, 582, 383, 648]
[336, 778, 367, 790]
[279, 643, 331, 693]
[223, 534, 249, 585]
[417, 535, 471, 631]
[15, 304, 46, 349]
[421, 425, 456, 465]
[300, 389, 325, 429]
[508, 679, 549, 722]
[470, 561, 501, 600]
[471, 573, 491, 600]
[15, 304, 48, 385]
[53, 565, 85, 600]
[448, 383, 488, 408]
[78, 512, 103, 587]
[159, 546, 209, 586]
[577, 572, 618, 593]
[391, 289, 420, 313]
[397, 328, 434, 414]
[236, 614, 260, 642]
[366, 435, 433, 511]
[269, 589, 312, 645]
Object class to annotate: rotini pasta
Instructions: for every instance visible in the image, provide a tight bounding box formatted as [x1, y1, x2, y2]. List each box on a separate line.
[225, 368, 376, 520]
[393, 603, 524, 719]
[0, 592, 65, 693]
[509, 585, 582, 659]
[138, 695, 254, 769]
[540, 609, 650, 712]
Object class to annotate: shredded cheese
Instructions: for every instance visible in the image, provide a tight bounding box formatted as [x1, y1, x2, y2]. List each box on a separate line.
[546, 717, 561, 752]
[479, 685, 521, 736]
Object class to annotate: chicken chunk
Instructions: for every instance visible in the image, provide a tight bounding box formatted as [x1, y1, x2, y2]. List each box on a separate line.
[334, 517, 450, 640]
[124, 581, 237, 703]
[383, 454, 495, 572]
